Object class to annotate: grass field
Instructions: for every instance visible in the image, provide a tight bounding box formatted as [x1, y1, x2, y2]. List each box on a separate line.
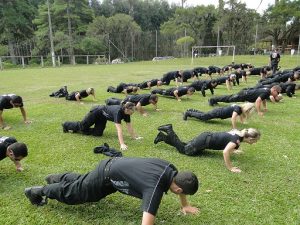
[0, 55, 300, 225]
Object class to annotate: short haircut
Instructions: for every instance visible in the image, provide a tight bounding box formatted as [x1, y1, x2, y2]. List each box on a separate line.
[188, 87, 195, 93]
[272, 85, 282, 93]
[174, 171, 199, 195]
[11, 95, 23, 104]
[9, 142, 28, 158]
[123, 102, 135, 111]
[149, 94, 158, 102]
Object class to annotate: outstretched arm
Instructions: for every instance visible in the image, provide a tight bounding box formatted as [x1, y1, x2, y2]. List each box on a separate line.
[223, 142, 241, 173]
[20, 107, 31, 124]
[231, 112, 239, 129]
[136, 102, 147, 116]
[255, 97, 264, 116]
[179, 194, 199, 215]
[142, 212, 155, 225]
[173, 90, 181, 101]
[75, 93, 81, 102]
[115, 123, 127, 150]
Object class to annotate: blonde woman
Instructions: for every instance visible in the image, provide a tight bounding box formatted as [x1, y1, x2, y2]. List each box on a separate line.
[154, 124, 260, 173]
[66, 87, 96, 102]
[183, 103, 255, 129]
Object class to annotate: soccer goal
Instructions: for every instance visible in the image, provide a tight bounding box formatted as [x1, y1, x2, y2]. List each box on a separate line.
[191, 45, 236, 65]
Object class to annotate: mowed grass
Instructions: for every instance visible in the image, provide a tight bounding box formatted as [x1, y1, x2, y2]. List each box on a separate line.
[0, 55, 300, 225]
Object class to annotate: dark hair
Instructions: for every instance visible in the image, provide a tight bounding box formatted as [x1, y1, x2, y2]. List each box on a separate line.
[122, 102, 135, 111]
[188, 87, 195, 93]
[149, 94, 158, 103]
[11, 95, 23, 104]
[174, 171, 199, 195]
[9, 142, 28, 158]
[132, 87, 139, 93]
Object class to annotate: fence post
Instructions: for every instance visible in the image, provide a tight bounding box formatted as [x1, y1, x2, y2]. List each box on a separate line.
[22, 57, 25, 68]
[41, 56, 44, 67]
[87, 55, 89, 65]
[0, 57, 3, 70]
[73, 56, 76, 65]
[57, 56, 61, 67]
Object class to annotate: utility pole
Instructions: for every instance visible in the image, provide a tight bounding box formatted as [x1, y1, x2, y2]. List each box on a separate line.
[46, 0, 56, 67]
[155, 30, 158, 57]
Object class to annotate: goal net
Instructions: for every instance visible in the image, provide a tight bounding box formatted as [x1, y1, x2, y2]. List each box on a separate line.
[191, 45, 236, 64]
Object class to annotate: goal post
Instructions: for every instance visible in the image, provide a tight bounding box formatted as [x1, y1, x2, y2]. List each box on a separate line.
[191, 45, 236, 65]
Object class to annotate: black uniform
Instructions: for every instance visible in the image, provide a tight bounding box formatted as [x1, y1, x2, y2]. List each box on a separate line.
[41, 157, 177, 216]
[209, 88, 270, 105]
[194, 67, 208, 76]
[160, 71, 180, 85]
[255, 82, 296, 97]
[248, 67, 271, 76]
[0, 95, 23, 111]
[63, 105, 130, 136]
[66, 90, 89, 101]
[0, 136, 17, 160]
[105, 94, 153, 106]
[138, 79, 160, 89]
[107, 83, 136, 94]
[260, 72, 295, 85]
[182, 70, 198, 82]
[188, 80, 215, 97]
[158, 130, 242, 156]
[270, 51, 280, 74]
[152, 87, 189, 98]
[208, 66, 221, 76]
[186, 105, 242, 121]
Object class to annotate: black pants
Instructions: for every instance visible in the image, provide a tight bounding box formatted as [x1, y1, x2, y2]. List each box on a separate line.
[188, 109, 225, 121]
[107, 83, 125, 93]
[105, 97, 122, 105]
[152, 89, 173, 96]
[162, 130, 211, 156]
[64, 106, 107, 136]
[138, 81, 148, 89]
[271, 63, 278, 74]
[210, 93, 245, 104]
[43, 159, 117, 205]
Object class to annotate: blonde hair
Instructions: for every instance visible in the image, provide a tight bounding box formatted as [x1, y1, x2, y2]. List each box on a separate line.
[231, 128, 261, 141]
[86, 87, 95, 95]
[240, 102, 255, 120]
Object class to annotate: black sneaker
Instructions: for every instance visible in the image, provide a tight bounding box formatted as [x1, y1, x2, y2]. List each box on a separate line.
[24, 186, 47, 206]
[62, 123, 68, 133]
[183, 112, 188, 121]
[154, 132, 165, 144]
[157, 124, 173, 132]
[45, 174, 61, 184]
[208, 98, 215, 106]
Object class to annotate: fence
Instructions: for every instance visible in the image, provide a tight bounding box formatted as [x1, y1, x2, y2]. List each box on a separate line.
[0, 55, 107, 70]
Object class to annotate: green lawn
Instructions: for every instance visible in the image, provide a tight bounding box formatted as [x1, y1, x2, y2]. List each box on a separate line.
[0, 55, 300, 225]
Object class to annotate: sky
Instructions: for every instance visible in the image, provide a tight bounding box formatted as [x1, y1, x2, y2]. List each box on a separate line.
[167, 0, 275, 14]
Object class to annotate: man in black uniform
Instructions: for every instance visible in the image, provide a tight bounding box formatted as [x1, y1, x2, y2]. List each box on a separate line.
[138, 79, 162, 89]
[247, 66, 271, 78]
[208, 66, 221, 78]
[161, 70, 182, 86]
[0, 136, 28, 172]
[105, 94, 159, 116]
[152, 87, 195, 101]
[65, 87, 96, 103]
[270, 48, 280, 74]
[62, 103, 141, 150]
[208, 85, 281, 116]
[193, 67, 208, 76]
[255, 82, 296, 98]
[107, 83, 139, 95]
[188, 80, 218, 97]
[182, 69, 199, 82]
[0, 94, 31, 130]
[24, 157, 199, 225]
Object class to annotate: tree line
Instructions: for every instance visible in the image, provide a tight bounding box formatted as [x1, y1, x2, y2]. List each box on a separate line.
[0, 0, 299, 64]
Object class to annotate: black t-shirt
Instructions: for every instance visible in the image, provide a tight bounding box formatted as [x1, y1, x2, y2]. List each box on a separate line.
[208, 132, 243, 150]
[148, 79, 159, 87]
[270, 51, 280, 64]
[0, 143, 7, 160]
[194, 67, 208, 75]
[217, 105, 242, 119]
[102, 105, 130, 124]
[0, 95, 23, 111]
[174, 87, 189, 97]
[208, 66, 221, 74]
[67, 90, 88, 100]
[242, 88, 270, 102]
[162, 71, 177, 81]
[124, 94, 151, 106]
[189, 80, 204, 91]
[109, 157, 177, 216]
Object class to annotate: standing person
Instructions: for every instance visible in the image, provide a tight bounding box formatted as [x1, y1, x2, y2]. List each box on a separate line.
[154, 124, 260, 173]
[270, 48, 280, 74]
[65, 87, 96, 103]
[105, 94, 160, 116]
[208, 85, 281, 116]
[152, 87, 195, 101]
[62, 102, 141, 150]
[24, 157, 199, 225]
[0, 94, 31, 130]
[183, 103, 255, 129]
[0, 136, 28, 172]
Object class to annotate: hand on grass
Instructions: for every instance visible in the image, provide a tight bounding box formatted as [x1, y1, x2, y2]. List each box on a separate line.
[230, 167, 241, 173]
[181, 206, 199, 215]
[120, 144, 128, 150]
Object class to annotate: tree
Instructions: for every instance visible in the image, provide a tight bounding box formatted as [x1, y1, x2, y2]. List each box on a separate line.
[0, 0, 37, 63]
